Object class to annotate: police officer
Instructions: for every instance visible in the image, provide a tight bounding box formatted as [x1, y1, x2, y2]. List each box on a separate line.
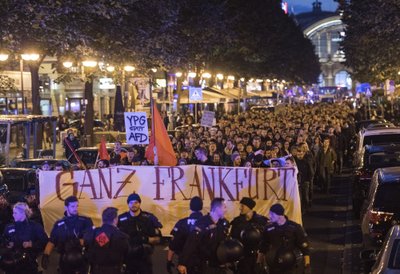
[84, 207, 129, 274]
[118, 193, 161, 274]
[41, 195, 93, 274]
[230, 197, 268, 274]
[167, 196, 203, 274]
[258, 203, 310, 274]
[178, 197, 231, 274]
[0, 202, 48, 274]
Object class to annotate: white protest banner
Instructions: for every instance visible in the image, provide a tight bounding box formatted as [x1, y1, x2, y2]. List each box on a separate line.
[124, 112, 149, 145]
[201, 110, 215, 127]
[39, 165, 301, 236]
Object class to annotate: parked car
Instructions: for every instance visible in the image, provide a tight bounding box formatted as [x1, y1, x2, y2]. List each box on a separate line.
[361, 225, 400, 274]
[361, 167, 400, 248]
[72, 143, 133, 168]
[353, 145, 400, 218]
[68, 119, 106, 136]
[0, 167, 38, 202]
[356, 119, 391, 132]
[353, 127, 400, 166]
[10, 158, 71, 170]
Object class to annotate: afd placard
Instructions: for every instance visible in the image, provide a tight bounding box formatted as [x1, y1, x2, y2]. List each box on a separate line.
[124, 112, 149, 145]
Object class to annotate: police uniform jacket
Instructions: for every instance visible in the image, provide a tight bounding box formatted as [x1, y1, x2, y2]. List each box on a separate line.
[259, 220, 309, 265]
[117, 210, 158, 251]
[83, 223, 129, 268]
[2, 220, 48, 257]
[230, 212, 268, 253]
[169, 211, 203, 255]
[179, 214, 229, 268]
[49, 214, 93, 254]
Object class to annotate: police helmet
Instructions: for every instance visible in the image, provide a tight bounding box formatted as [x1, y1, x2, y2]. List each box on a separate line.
[216, 238, 244, 264]
[275, 249, 296, 269]
[240, 226, 261, 247]
[0, 250, 25, 272]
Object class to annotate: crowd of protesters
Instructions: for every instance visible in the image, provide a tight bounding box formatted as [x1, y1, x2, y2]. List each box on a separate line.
[59, 102, 358, 214]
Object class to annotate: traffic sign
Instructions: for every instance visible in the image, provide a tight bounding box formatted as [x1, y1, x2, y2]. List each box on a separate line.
[189, 87, 203, 101]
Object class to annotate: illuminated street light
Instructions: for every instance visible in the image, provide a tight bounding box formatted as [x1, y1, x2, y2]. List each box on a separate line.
[0, 53, 9, 61]
[202, 72, 211, 79]
[216, 74, 224, 80]
[21, 53, 40, 61]
[240, 77, 245, 82]
[106, 65, 115, 72]
[63, 61, 73, 68]
[227, 75, 235, 81]
[124, 65, 135, 72]
[188, 72, 197, 78]
[82, 60, 98, 67]
[175, 72, 182, 78]
[151, 68, 157, 73]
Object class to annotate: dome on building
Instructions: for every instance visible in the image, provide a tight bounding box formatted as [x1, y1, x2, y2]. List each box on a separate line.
[292, 1, 351, 89]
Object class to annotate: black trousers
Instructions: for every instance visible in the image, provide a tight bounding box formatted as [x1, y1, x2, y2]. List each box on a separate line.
[125, 257, 152, 274]
[237, 254, 258, 274]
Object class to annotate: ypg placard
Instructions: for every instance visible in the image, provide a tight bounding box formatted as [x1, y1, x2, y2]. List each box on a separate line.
[39, 165, 301, 235]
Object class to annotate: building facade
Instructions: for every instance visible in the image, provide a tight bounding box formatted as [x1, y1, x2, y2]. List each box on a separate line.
[295, 1, 351, 89]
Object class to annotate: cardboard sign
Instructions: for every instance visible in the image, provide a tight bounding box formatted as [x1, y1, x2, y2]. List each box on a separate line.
[201, 110, 215, 127]
[39, 165, 301, 236]
[124, 112, 149, 145]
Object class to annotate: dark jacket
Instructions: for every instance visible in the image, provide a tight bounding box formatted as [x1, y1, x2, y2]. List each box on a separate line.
[84, 224, 129, 274]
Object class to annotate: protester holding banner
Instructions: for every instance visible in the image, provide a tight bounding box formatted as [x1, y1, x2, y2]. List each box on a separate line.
[257, 203, 310, 274]
[41, 196, 93, 274]
[63, 130, 80, 161]
[0, 202, 48, 274]
[178, 198, 231, 274]
[230, 197, 269, 274]
[84, 207, 129, 274]
[167, 196, 203, 274]
[118, 193, 161, 274]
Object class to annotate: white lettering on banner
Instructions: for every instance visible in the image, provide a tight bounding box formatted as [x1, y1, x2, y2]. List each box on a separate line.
[124, 112, 149, 145]
[39, 165, 301, 236]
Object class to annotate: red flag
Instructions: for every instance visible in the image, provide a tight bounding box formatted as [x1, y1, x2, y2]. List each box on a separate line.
[145, 105, 177, 166]
[98, 136, 110, 161]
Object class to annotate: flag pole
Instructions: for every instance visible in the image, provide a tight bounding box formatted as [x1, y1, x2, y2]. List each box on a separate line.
[150, 74, 158, 165]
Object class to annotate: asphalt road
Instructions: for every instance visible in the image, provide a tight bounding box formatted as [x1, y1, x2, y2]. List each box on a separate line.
[302, 170, 363, 274]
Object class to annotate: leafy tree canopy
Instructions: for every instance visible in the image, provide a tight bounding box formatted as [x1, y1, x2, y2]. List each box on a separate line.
[341, 0, 400, 83]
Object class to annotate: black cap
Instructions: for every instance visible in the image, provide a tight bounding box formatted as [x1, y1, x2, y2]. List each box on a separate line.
[190, 196, 203, 211]
[240, 197, 256, 210]
[270, 203, 285, 216]
[127, 193, 141, 204]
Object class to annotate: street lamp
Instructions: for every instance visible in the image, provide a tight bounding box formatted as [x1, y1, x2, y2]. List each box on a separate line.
[106, 65, 115, 72]
[62, 61, 73, 68]
[0, 53, 9, 61]
[124, 65, 135, 72]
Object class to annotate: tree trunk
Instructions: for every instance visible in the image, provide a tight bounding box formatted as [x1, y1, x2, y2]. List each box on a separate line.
[83, 80, 94, 146]
[30, 64, 41, 115]
[30, 63, 43, 153]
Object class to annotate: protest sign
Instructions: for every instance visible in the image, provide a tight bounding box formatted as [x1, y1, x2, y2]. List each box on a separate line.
[124, 112, 149, 145]
[201, 110, 215, 127]
[39, 165, 301, 235]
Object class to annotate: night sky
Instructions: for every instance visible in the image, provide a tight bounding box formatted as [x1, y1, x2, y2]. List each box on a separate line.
[285, 0, 338, 14]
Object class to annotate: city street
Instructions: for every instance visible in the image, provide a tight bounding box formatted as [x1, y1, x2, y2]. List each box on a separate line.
[28, 153, 363, 274]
